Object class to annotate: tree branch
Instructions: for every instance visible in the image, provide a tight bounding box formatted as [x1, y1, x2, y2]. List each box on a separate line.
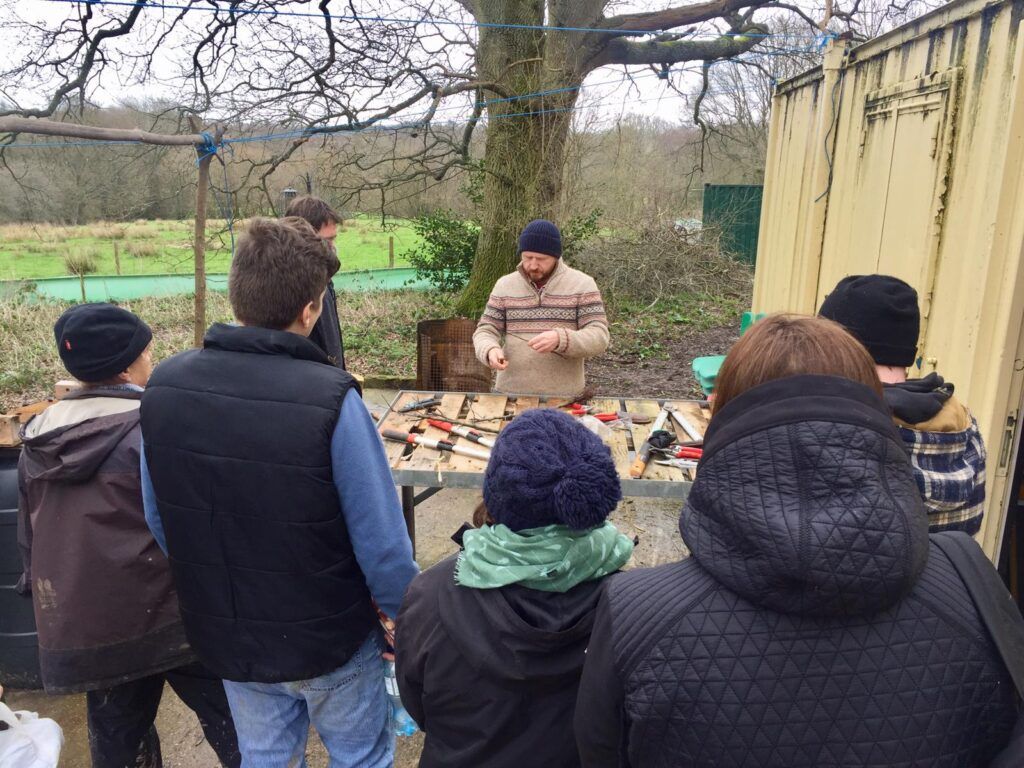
[594, 28, 767, 67]
[0, 117, 206, 146]
[601, 0, 763, 33]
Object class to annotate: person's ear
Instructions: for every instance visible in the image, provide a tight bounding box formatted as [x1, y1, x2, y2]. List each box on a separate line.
[301, 301, 317, 330]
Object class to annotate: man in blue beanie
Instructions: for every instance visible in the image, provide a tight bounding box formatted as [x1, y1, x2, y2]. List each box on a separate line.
[473, 219, 610, 397]
[820, 274, 986, 535]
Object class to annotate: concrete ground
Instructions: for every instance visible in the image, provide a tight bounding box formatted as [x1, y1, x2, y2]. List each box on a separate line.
[4, 390, 689, 767]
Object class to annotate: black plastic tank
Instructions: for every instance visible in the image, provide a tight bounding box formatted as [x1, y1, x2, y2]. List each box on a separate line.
[0, 446, 42, 689]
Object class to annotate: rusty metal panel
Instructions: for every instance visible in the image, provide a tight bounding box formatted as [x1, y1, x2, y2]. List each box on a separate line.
[753, 0, 1024, 556]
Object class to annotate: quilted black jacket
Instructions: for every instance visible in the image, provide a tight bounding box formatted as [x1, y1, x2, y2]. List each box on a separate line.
[576, 375, 1018, 767]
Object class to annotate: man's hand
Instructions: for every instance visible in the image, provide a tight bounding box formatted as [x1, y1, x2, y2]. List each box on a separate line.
[487, 348, 509, 371]
[528, 330, 560, 354]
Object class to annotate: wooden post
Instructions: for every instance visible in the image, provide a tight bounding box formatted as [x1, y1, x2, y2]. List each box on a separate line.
[189, 117, 222, 347]
[113, 241, 121, 275]
[79, 273, 86, 303]
[389, 235, 395, 268]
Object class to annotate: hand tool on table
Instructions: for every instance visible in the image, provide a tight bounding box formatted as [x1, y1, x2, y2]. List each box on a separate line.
[420, 415, 502, 434]
[655, 445, 703, 460]
[654, 458, 700, 471]
[669, 408, 705, 442]
[427, 419, 495, 448]
[397, 396, 442, 413]
[568, 404, 652, 423]
[382, 429, 491, 462]
[629, 407, 676, 479]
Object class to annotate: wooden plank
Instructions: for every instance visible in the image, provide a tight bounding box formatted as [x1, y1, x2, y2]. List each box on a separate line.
[54, 380, 80, 399]
[0, 414, 20, 447]
[378, 391, 432, 467]
[511, 395, 541, 418]
[582, 397, 633, 479]
[446, 393, 505, 473]
[406, 393, 467, 472]
[623, 399, 686, 483]
[665, 400, 711, 442]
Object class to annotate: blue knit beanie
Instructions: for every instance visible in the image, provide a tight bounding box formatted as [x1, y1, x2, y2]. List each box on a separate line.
[518, 219, 562, 258]
[483, 409, 622, 531]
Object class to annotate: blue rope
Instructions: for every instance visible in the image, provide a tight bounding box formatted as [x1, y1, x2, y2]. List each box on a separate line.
[43, 0, 821, 40]
[195, 131, 220, 165]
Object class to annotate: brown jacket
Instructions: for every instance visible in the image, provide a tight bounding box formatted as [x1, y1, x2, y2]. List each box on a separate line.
[17, 388, 192, 693]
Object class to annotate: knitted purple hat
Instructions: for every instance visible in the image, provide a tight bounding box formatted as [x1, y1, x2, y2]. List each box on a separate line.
[483, 409, 622, 531]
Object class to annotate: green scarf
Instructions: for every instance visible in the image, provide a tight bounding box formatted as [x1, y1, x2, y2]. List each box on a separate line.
[455, 522, 634, 593]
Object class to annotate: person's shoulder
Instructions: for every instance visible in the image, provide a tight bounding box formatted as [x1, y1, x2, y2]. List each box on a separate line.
[560, 264, 600, 291]
[490, 271, 523, 294]
[605, 558, 711, 614]
[146, 348, 202, 387]
[408, 554, 459, 597]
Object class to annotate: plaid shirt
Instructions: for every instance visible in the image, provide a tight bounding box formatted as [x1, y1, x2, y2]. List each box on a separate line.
[897, 414, 986, 535]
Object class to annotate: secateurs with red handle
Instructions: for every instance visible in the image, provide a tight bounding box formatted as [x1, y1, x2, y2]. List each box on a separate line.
[427, 419, 495, 448]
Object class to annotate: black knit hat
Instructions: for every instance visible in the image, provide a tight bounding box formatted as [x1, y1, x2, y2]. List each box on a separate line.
[818, 275, 920, 367]
[54, 303, 153, 382]
[483, 409, 622, 531]
[518, 219, 562, 259]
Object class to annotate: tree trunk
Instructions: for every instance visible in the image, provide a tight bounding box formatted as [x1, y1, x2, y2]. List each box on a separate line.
[455, 3, 582, 316]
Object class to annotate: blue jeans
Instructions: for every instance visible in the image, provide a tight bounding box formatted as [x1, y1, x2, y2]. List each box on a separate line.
[222, 631, 393, 768]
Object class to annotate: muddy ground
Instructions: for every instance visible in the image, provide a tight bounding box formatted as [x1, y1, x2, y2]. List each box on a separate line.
[4, 384, 694, 767]
[588, 323, 739, 398]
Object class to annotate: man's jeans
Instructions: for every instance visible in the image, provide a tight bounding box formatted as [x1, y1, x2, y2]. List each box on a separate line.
[222, 632, 392, 768]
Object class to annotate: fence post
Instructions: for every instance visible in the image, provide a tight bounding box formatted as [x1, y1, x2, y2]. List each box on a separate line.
[189, 117, 222, 347]
[113, 241, 121, 275]
[389, 235, 395, 268]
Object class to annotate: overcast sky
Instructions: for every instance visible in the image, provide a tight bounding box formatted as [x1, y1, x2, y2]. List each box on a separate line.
[2, 0, 827, 129]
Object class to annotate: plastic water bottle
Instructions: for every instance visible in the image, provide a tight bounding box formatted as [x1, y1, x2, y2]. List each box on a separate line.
[384, 659, 419, 737]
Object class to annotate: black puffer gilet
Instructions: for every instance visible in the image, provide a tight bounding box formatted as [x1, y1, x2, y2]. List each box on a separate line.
[141, 323, 375, 683]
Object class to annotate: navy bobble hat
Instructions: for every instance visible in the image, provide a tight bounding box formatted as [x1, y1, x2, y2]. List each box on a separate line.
[819, 274, 920, 367]
[518, 219, 562, 259]
[483, 409, 622, 531]
[54, 303, 153, 382]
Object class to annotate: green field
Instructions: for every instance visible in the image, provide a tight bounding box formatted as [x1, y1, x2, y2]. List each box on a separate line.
[0, 216, 420, 280]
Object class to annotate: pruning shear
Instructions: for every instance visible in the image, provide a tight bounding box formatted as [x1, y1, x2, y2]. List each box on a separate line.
[568, 404, 652, 423]
[654, 458, 700, 470]
[659, 446, 703, 460]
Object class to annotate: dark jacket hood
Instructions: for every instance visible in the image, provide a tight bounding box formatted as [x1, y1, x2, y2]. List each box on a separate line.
[682, 374, 929, 618]
[435, 555, 603, 685]
[20, 390, 141, 483]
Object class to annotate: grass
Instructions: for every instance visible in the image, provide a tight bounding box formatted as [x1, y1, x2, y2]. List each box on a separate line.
[606, 293, 747, 361]
[0, 290, 456, 411]
[0, 216, 420, 280]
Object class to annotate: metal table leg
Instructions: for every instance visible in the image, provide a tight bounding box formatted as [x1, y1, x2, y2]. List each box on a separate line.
[401, 485, 416, 557]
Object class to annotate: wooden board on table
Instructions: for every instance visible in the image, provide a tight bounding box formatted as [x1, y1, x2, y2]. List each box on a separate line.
[581, 397, 632, 479]
[379, 392, 432, 467]
[406, 393, 467, 472]
[623, 400, 686, 483]
[446, 393, 507, 473]
[510, 395, 541, 418]
[664, 400, 711, 442]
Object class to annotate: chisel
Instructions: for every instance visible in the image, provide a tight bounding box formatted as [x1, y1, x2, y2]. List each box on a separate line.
[382, 429, 491, 462]
[427, 419, 495, 448]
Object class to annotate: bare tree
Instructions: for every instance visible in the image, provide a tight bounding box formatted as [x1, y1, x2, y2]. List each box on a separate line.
[0, 0, 870, 312]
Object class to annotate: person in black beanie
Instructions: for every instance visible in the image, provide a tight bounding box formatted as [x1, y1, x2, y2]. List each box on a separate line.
[396, 409, 634, 768]
[820, 275, 987, 535]
[472, 219, 611, 396]
[17, 303, 240, 768]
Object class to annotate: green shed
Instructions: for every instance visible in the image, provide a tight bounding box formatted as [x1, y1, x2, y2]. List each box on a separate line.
[702, 183, 763, 265]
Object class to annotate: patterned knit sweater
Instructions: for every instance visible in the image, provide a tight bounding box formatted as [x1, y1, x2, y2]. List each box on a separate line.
[473, 261, 610, 397]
